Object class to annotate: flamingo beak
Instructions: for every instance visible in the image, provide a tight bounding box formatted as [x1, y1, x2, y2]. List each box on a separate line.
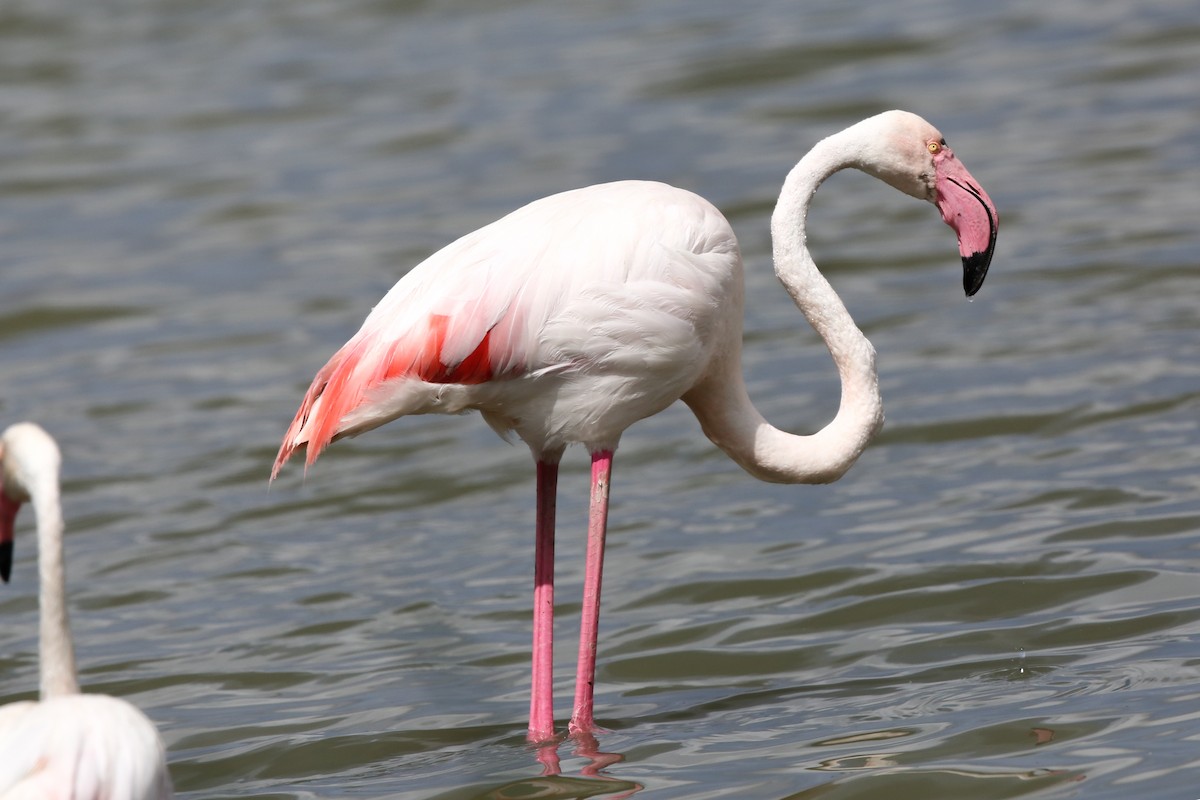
[934, 152, 998, 297]
[0, 487, 18, 583]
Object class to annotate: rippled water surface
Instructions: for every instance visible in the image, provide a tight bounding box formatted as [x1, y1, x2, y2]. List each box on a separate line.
[1, 1, 1198, 797]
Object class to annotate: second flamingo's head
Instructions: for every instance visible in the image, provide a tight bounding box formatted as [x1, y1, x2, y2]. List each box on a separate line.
[0, 422, 61, 583]
[851, 110, 999, 297]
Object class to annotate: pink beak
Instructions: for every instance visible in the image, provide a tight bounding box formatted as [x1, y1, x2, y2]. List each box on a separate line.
[0, 491, 17, 583]
[0, 501, 16, 582]
[934, 150, 998, 296]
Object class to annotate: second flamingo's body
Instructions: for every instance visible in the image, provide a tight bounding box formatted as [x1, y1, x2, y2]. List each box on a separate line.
[274, 110, 998, 741]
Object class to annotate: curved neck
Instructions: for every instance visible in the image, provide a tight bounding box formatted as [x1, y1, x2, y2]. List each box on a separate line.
[33, 486, 79, 698]
[686, 133, 884, 484]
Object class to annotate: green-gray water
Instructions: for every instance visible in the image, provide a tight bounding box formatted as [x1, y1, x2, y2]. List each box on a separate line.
[1, 1, 1197, 797]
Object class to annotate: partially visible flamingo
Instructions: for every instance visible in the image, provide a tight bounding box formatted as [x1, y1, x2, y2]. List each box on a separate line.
[0, 423, 173, 800]
[273, 110, 998, 741]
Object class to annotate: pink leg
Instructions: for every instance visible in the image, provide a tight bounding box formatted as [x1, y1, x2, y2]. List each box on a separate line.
[528, 458, 559, 742]
[569, 449, 613, 735]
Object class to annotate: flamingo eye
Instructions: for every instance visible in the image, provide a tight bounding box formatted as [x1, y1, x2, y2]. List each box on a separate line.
[927, 140, 943, 154]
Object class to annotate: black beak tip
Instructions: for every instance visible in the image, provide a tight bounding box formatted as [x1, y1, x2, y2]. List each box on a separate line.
[0, 541, 11, 583]
[962, 250, 992, 298]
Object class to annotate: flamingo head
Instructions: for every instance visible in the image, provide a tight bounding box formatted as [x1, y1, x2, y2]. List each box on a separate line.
[853, 110, 999, 297]
[0, 423, 61, 583]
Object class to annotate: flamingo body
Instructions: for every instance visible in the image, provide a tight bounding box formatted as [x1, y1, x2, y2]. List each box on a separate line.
[274, 110, 999, 741]
[0, 694, 172, 800]
[275, 180, 739, 469]
[0, 423, 172, 800]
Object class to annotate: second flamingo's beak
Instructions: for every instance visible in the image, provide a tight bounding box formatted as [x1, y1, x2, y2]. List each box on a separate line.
[934, 151, 998, 297]
[0, 485, 18, 583]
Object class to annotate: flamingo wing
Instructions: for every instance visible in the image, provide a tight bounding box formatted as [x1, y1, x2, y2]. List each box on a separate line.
[274, 180, 739, 474]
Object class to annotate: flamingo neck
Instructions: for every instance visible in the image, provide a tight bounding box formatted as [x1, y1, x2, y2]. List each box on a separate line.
[688, 131, 884, 484]
[33, 486, 80, 699]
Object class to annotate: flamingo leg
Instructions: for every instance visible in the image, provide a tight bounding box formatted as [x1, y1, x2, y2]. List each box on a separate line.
[569, 449, 613, 735]
[528, 458, 559, 742]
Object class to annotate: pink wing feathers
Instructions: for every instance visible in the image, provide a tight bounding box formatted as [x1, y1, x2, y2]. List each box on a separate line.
[272, 234, 533, 476]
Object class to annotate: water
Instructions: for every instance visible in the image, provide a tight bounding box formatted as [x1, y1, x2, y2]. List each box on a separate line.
[1, 0, 1197, 797]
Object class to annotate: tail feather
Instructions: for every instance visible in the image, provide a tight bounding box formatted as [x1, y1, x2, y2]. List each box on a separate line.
[272, 335, 380, 480]
[272, 316, 506, 480]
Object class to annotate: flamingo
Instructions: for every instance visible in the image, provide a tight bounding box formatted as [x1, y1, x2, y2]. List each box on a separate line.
[0, 423, 173, 800]
[272, 110, 998, 741]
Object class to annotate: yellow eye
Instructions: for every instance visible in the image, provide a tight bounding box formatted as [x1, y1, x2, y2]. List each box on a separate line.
[927, 141, 941, 154]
